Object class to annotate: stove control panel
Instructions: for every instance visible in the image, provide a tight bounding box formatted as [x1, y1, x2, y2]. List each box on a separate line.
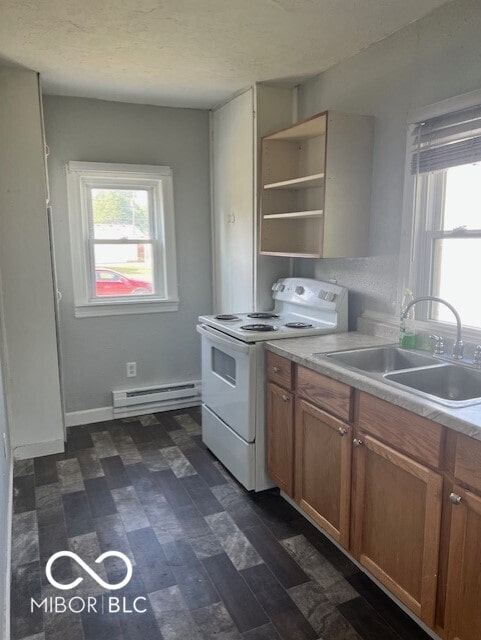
[272, 278, 347, 311]
[319, 289, 337, 302]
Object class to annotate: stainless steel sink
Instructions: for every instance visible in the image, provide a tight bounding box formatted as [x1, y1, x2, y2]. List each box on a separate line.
[384, 365, 481, 407]
[317, 345, 438, 373]
[313, 344, 481, 407]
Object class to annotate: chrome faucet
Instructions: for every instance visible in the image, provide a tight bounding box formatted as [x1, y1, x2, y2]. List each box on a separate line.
[400, 296, 464, 359]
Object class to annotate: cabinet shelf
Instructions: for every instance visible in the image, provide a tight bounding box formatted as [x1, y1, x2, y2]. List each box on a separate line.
[263, 173, 325, 191]
[261, 250, 322, 258]
[263, 210, 323, 220]
[259, 110, 373, 258]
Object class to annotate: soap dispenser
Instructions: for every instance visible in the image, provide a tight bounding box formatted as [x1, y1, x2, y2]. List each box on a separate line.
[399, 289, 416, 348]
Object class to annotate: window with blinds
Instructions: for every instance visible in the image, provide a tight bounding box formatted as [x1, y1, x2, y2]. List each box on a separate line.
[411, 105, 481, 174]
[410, 103, 481, 330]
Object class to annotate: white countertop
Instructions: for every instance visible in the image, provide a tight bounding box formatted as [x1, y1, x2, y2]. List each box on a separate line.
[265, 331, 481, 441]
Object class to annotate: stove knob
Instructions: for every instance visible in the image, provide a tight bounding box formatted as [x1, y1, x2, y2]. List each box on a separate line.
[279, 284, 285, 292]
[295, 285, 305, 295]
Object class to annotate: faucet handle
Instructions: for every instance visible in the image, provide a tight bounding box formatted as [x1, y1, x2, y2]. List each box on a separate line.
[453, 340, 464, 360]
[474, 345, 481, 366]
[429, 334, 445, 355]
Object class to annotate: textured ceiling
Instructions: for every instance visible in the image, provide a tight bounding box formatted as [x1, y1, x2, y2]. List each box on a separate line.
[0, 0, 452, 109]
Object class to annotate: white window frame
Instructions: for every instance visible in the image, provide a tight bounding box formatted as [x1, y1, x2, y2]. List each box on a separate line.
[399, 88, 481, 341]
[66, 162, 178, 318]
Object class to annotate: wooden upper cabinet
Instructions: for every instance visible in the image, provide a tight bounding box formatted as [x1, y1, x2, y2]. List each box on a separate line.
[259, 110, 373, 258]
[352, 433, 443, 627]
[444, 485, 481, 640]
[295, 399, 352, 548]
[267, 382, 295, 497]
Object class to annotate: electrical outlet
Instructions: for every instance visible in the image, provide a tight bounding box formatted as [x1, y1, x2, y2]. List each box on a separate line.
[126, 362, 137, 378]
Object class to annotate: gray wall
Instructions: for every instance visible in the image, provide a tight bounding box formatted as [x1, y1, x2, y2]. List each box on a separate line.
[295, 0, 481, 328]
[0, 68, 63, 452]
[43, 96, 212, 412]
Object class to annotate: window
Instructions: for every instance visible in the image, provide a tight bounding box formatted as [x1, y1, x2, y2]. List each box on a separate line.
[405, 100, 481, 331]
[66, 162, 178, 317]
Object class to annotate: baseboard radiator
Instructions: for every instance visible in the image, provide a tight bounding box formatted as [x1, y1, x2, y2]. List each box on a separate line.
[112, 380, 201, 418]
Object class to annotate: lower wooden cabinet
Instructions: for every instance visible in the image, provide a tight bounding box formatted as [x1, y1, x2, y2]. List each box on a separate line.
[444, 485, 481, 640]
[267, 382, 294, 496]
[265, 356, 481, 636]
[352, 433, 443, 627]
[295, 399, 352, 547]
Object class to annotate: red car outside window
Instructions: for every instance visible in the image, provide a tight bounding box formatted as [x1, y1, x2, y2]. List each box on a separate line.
[95, 269, 153, 297]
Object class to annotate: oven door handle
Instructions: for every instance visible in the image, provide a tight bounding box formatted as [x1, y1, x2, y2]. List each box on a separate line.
[196, 324, 252, 355]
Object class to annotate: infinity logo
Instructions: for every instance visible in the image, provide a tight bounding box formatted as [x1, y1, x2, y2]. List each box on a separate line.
[46, 551, 133, 591]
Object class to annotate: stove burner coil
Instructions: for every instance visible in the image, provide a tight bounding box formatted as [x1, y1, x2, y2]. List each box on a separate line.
[215, 314, 240, 321]
[247, 312, 279, 319]
[240, 324, 278, 332]
[285, 322, 313, 329]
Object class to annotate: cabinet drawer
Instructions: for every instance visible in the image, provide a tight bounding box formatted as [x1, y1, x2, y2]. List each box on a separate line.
[296, 366, 352, 422]
[453, 433, 481, 492]
[266, 352, 293, 390]
[357, 392, 443, 469]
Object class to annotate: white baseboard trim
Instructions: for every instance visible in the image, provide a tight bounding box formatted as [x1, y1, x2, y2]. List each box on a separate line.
[65, 406, 114, 427]
[66, 401, 201, 426]
[13, 438, 64, 460]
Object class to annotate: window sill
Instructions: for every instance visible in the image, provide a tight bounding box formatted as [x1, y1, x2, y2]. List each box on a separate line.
[74, 298, 180, 318]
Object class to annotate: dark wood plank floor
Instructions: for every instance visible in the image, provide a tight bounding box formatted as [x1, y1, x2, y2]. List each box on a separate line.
[11, 408, 432, 640]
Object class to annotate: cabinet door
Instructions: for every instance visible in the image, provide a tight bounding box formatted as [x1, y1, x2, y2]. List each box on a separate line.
[267, 382, 294, 497]
[352, 434, 442, 627]
[211, 89, 254, 313]
[295, 399, 352, 547]
[445, 485, 481, 640]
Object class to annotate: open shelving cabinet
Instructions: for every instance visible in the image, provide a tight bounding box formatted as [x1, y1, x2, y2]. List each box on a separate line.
[259, 110, 373, 258]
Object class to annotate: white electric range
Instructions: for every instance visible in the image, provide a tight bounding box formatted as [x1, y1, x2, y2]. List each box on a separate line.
[197, 277, 348, 491]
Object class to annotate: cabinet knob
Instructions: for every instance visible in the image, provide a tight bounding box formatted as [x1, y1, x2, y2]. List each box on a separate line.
[449, 492, 462, 505]
[273, 366, 281, 373]
[352, 438, 363, 447]
[281, 394, 290, 402]
[337, 427, 347, 436]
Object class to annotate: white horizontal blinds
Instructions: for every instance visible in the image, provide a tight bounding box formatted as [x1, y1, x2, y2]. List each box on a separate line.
[411, 104, 481, 174]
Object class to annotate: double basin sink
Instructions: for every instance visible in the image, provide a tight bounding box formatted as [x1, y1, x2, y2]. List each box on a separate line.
[314, 345, 481, 407]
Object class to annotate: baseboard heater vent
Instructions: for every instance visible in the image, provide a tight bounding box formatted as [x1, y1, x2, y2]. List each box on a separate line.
[112, 380, 201, 418]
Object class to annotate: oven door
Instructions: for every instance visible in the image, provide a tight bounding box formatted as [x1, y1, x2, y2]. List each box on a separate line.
[197, 324, 256, 442]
